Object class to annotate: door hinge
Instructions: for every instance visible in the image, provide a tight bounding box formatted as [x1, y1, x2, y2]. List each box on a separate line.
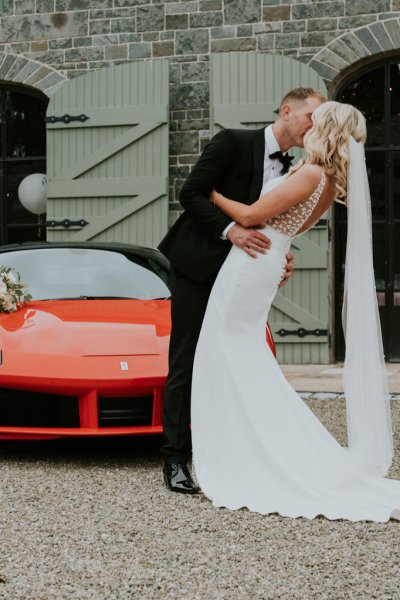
[45, 114, 89, 125]
[276, 328, 328, 338]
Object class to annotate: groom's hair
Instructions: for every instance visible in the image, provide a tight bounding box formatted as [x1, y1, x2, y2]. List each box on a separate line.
[279, 87, 326, 110]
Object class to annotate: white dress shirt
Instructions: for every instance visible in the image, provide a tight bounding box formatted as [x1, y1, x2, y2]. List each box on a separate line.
[221, 125, 283, 239]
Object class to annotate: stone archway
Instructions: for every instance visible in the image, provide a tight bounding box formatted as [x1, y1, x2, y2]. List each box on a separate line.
[0, 52, 67, 97]
[308, 17, 400, 83]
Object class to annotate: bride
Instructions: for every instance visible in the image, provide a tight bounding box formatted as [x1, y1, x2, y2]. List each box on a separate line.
[191, 101, 400, 522]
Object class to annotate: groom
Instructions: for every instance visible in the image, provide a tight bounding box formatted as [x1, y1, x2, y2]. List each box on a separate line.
[159, 87, 326, 493]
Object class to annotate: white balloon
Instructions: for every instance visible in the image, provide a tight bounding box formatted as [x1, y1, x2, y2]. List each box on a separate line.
[18, 173, 47, 215]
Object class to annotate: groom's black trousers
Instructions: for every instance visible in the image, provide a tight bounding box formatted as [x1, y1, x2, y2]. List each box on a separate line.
[161, 265, 219, 463]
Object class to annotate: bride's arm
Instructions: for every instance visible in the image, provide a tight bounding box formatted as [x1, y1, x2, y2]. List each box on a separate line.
[212, 165, 323, 227]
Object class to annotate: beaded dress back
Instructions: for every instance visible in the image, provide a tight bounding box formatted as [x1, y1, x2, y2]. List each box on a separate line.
[267, 172, 326, 237]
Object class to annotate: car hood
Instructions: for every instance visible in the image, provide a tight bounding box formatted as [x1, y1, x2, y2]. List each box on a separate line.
[0, 299, 171, 357]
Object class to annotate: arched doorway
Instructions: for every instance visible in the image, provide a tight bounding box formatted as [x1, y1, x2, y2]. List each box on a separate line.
[0, 82, 48, 245]
[335, 59, 400, 362]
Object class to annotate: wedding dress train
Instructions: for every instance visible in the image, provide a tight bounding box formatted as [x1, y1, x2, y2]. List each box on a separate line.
[191, 174, 400, 522]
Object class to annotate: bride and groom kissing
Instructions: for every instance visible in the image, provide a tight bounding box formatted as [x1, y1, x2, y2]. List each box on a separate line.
[158, 87, 400, 522]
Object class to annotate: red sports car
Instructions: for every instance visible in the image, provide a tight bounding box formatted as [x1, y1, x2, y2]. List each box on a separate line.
[0, 242, 275, 440]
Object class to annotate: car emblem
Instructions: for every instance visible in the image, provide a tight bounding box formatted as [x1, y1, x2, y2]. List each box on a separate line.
[120, 361, 129, 371]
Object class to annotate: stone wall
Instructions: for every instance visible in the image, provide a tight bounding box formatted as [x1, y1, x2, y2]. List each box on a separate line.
[0, 0, 399, 222]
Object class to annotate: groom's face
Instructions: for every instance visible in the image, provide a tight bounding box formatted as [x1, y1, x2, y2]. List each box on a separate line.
[284, 96, 324, 148]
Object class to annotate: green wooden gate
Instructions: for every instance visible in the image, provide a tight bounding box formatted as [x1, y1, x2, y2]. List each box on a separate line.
[211, 53, 330, 364]
[46, 60, 169, 247]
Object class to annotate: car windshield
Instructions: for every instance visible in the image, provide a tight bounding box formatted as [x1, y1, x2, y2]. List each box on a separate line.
[0, 248, 170, 301]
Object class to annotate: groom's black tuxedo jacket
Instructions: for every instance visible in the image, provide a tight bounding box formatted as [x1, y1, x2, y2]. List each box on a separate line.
[158, 127, 266, 282]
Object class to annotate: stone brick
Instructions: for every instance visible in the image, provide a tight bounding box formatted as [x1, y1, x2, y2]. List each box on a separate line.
[340, 32, 371, 58]
[355, 27, 382, 53]
[176, 29, 209, 54]
[137, 5, 165, 32]
[237, 24, 253, 36]
[15, 0, 35, 14]
[36, 70, 65, 90]
[5, 42, 31, 53]
[152, 41, 174, 56]
[26, 49, 65, 64]
[165, 2, 197, 14]
[262, 6, 290, 21]
[384, 19, 400, 47]
[369, 21, 395, 50]
[89, 20, 110, 35]
[160, 31, 175, 40]
[256, 33, 275, 50]
[210, 25, 236, 38]
[211, 37, 256, 51]
[104, 44, 128, 59]
[92, 34, 119, 46]
[6, 57, 30, 80]
[170, 82, 209, 110]
[169, 63, 180, 84]
[254, 22, 281, 33]
[190, 11, 223, 28]
[31, 39, 48, 51]
[328, 38, 360, 64]
[114, 0, 148, 5]
[73, 36, 92, 47]
[187, 109, 202, 119]
[128, 42, 151, 58]
[301, 31, 338, 47]
[142, 32, 159, 41]
[282, 20, 305, 32]
[275, 33, 300, 48]
[36, 0, 55, 12]
[118, 33, 141, 42]
[166, 14, 189, 30]
[170, 131, 199, 155]
[0, 0, 15, 15]
[199, 0, 222, 10]
[307, 18, 338, 31]
[292, 2, 344, 19]
[0, 12, 89, 43]
[65, 46, 104, 61]
[224, 0, 261, 25]
[56, 0, 109, 8]
[345, 0, 390, 16]
[49, 37, 72, 48]
[315, 47, 349, 71]
[309, 59, 339, 80]
[338, 15, 376, 28]
[181, 61, 209, 82]
[110, 18, 136, 34]
[13, 59, 41, 82]
[90, 8, 133, 18]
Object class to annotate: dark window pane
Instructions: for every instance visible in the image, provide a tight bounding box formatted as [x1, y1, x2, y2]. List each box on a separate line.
[390, 64, 400, 146]
[366, 151, 385, 220]
[5, 90, 47, 158]
[338, 66, 385, 147]
[393, 152, 400, 220]
[390, 223, 400, 360]
[7, 224, 46, 245]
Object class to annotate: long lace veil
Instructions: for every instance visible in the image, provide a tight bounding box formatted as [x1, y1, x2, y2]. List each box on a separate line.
[342, 137, 393, 476]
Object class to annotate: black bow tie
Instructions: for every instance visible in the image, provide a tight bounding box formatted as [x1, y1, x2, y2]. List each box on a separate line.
[269, 151, 294, 174]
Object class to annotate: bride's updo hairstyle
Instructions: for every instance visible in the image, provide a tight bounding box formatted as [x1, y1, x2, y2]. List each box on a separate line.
[297, 101, 367, 203]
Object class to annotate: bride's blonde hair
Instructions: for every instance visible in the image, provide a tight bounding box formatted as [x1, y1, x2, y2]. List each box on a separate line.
[292, 101, 367, 203]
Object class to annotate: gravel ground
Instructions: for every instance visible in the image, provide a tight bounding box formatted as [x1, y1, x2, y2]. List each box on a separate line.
[0, 398, 400, 600]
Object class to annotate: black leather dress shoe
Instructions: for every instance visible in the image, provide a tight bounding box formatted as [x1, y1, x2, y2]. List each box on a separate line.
[163, 462, 199, 494]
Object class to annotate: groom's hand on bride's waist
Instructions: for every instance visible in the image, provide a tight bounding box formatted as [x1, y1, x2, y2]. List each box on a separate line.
[226, 224, 271, 258]
[278, 253, 294, 287]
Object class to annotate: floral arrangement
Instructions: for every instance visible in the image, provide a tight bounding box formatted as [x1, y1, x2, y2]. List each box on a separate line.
[0, 266, 31, 313]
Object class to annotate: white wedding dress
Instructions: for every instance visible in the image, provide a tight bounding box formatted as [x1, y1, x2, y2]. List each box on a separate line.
[191, 173, 400, 522]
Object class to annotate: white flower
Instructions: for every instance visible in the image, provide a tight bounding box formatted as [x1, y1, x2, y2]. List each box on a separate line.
[5, 271, 17, 285]
[0, 280, 7, 295]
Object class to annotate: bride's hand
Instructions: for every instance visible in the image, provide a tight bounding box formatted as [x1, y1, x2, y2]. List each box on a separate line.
[278, 253, 294, 287]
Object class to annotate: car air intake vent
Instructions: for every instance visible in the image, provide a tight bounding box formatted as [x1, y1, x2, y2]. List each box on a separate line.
[98, 396, 153, 427]
[0, 389, 79, 427]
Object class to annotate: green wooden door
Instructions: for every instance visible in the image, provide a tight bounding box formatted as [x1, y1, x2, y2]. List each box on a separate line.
[46, 60, 169, 247]
[211, 53, 329, 364]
